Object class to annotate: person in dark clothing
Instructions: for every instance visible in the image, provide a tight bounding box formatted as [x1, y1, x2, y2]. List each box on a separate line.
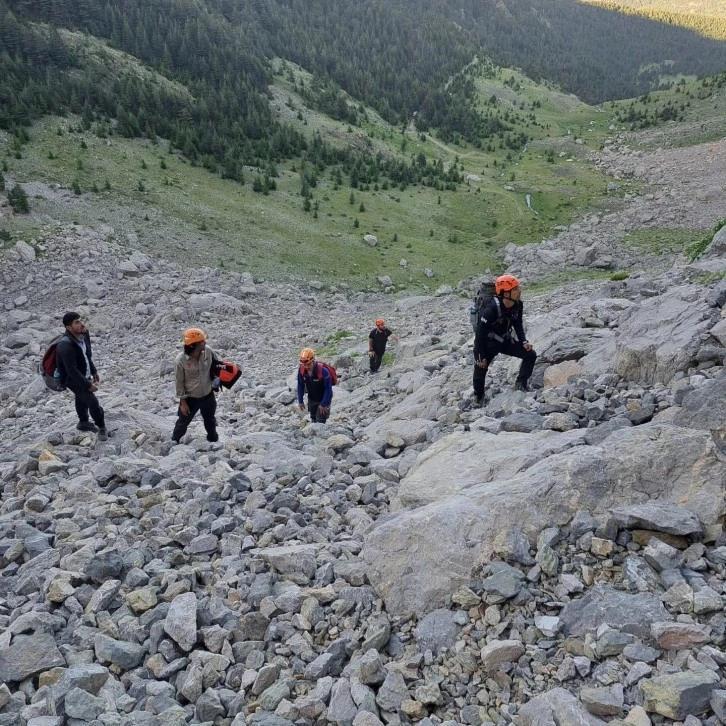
[473, 275, 536, 404]
[297, 348, 333, 423]
[55, 311, 108, 440]
[173, 327, 219, 443]
[368, 318, 399, 372]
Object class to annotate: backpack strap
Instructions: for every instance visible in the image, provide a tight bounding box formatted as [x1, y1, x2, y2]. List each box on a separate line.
[299, 363, 322, 380]
[493, 296, 502, 317]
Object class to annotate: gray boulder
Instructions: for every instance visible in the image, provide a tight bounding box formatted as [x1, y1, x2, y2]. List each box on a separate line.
[517, 687, 606, 725]
[640, 670, 720, 719]
[15, 240, 36, 262]
[672, 375, 726, 445]
[398, 429, 586, 507]
[560, 584, 670, 638]
[703, 225, 726, 259]
[610, 501, 703, 536]
[614, 286, 711, 384]
[480, 640, 525, 674]
[0, 633, 66, 682]
[413, 609, 459, 654]
[164, 592, 198, 651]
[363, 424, 724, 616]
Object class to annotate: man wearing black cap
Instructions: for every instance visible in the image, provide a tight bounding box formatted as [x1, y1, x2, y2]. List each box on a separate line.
[56, 311, 109, 440]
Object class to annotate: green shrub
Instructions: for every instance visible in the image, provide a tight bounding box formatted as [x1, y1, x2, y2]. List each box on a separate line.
[8, 185, 30, 213]
[610, 271, 629, 281]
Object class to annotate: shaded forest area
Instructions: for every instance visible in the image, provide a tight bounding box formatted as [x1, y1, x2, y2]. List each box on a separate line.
[256, 0, 725, 109]
[1, 0, 724, 187]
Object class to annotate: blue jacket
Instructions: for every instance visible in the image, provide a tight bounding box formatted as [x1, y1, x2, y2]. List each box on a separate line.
[297, 363, 333, 407]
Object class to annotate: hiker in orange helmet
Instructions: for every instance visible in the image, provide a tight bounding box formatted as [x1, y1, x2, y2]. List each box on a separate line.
[368, 318, 399, 373]
[172, 328, 219, 443]
[297, 348, 333, 423]
[472, 275, 536, 405]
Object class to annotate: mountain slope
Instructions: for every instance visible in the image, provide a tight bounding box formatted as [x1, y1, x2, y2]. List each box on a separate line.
[2, 0, 725, 144]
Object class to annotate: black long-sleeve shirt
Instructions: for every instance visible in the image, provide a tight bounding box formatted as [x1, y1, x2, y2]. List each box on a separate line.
[474, 298, 528, 357]
[56, 331, 97, 392]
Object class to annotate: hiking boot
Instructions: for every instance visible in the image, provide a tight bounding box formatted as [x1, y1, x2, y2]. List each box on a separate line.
[77, 421, 98, 432]
[97, 427, 109, 441]
[470, 391, 485, 408]
[514, 380, 530, 393]
[207, 432, 219, 443]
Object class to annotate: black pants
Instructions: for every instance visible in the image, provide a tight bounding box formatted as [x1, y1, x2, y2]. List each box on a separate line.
[72, 387, 105, 428]
[370, 352, 384, 372]
[173, 392, 217, 442]
[473, 339, 537, 397]
[308, 401, 329, 424]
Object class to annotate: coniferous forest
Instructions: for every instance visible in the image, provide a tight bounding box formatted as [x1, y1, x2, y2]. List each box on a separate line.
[1, 0, 724, 188]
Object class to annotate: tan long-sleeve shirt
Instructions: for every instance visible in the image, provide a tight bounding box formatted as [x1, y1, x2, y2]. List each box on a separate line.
[175, 347, 215, 399]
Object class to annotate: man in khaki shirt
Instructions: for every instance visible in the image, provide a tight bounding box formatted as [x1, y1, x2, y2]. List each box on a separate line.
[172, 328, 219, 443]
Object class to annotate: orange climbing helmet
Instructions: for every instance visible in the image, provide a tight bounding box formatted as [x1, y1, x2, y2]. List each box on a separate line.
[183, 328, 207, 346]
[375, 318, 385, 327]
[299, 347, 315, 363]
[495, 275, 520, 296]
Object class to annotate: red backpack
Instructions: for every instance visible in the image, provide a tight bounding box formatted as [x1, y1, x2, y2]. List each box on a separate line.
[299, 361, 338, 385]
[39, 335, 66, 391]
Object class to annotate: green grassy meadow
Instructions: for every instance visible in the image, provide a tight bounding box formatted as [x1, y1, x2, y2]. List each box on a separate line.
[2, 59, 723, 290]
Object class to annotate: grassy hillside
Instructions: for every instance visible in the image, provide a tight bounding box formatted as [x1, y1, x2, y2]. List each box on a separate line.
[2, 62, 725, 290]
[581, 0, 726, 38]
[583, 0, 726, 15]
[603, 70, 726, 148]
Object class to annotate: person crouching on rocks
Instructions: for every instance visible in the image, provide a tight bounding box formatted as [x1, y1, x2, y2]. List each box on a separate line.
[368, 318, 399, 373]
[173, 328, 219, 444]
[297, 348, 332, 424]
[473, 275, 536, 405]
[56, 311, 109, 440]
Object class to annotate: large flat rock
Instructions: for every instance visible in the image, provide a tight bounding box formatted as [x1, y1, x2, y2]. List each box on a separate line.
[0, 634, 66, 683]
[399, 428, 587, 507]
[363, 423, 725, 616]
[560, 585, 670, 638]
[614, 286, 712, 384]
[518, 686, 607, 725]
[672, 375, 726, 446]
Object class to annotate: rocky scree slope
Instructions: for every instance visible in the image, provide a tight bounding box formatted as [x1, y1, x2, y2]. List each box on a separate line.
[0, 227, 725, 725]
[503, 136, 726, 281]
